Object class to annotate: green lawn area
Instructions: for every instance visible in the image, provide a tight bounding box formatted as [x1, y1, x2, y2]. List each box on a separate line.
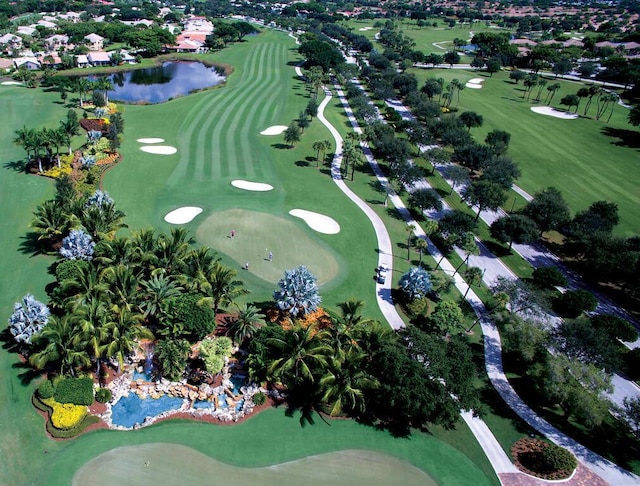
[0, 29, 499, 486]
[408, 67, 640, 237]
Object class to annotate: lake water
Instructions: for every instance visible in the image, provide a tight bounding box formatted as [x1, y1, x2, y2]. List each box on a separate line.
[96, 61, 225, 104]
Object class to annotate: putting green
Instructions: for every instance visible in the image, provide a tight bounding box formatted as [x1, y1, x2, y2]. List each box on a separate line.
[73, 445, 435, 485]
[196, 208, 340, 285]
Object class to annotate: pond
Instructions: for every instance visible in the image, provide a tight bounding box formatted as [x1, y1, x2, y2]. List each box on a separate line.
[91, 61, 225, 104]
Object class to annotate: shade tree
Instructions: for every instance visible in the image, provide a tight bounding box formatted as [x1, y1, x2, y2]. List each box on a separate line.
[490, 214, 539, 250]
[523, 187, 571, 236]
[398, 266, 432, 301]
[462, 180, 508, 220]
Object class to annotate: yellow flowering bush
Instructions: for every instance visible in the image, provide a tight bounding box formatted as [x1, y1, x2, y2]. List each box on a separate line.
[42, 397, 87, 430]
[43, 165, 73, 179]
[441, 107, 450, 113]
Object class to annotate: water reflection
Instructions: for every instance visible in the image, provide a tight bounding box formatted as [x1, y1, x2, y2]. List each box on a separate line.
[87, 61, 225, 104]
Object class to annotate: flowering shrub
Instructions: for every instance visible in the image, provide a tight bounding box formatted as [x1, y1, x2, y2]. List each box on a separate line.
[80, 155, 96, 169]
[42, 164, 73, 179]
[42, 397, 87, 430]
[441, 107, 450, 113]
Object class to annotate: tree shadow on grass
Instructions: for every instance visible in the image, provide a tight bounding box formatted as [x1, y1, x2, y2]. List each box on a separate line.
[4, 160, 26, 173]
[1, 328, 21, 353]
[295, 160, 310, 167]
[385, 207, 405, 221]
[483, 240, 512, 258]
[601, 126, 640, 149]
[18, 232, 44, 257]
[14, 360, 42, 386]
[271, 143, 291, 150]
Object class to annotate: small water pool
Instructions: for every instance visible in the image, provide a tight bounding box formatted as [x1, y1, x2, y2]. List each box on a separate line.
[111, 394, 184, 428]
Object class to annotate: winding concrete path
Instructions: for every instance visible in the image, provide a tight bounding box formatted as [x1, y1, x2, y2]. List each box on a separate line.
[315, 78, 639, 484]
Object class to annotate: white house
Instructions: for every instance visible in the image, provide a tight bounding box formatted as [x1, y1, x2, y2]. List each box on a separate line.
[17, 26, 37, 37]
[14, 57, 41, 70]
[0, 33, 22, 54]
[45, 34, 69, 51]
[84, 33, 105, 51]
[37, 20, 57, 29]
[87, 51, 111, 66]
[76, 54, 90, 68]
[0, 58, 13, 72]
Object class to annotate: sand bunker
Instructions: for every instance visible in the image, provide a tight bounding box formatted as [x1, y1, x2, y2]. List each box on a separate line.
[530, 106, 578, 119]
[231, 180, 273, 192]
[465, 78, 484, 89]
[137, 138, 165, 144]
[260, 125, 288, 136]
[358, 26, 373, 31]
[1, 81, 22, 86]
[140, 145, 177, 155]
[290, 209, 340, 235]
[164, 207, 203, 224]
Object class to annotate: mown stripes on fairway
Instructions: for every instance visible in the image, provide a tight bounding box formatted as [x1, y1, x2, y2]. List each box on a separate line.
[172, 41, 288, 186]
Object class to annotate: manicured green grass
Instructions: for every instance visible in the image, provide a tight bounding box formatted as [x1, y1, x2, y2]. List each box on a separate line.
[74, 444, 437, 485]
[409, 68, 640, 236]
[0, 30, 498, 485]
[44, 408, 496, 486]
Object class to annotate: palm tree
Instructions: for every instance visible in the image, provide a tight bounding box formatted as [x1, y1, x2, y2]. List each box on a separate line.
[452, 232, 479, 278]
[545, 83, 561, 105]
[60, 264, 109, 310]
[104, 308, 152, 373]
[319, 347, 378, 416]
[71, 297, 111, 376]
[154, 228, 191, 276]
[312, 140, 325, 168]
[183, 246, 219, 291]
[31, 200, 77, 248]
[30, 315, 90, 376]
[268, 325, 330, 383]
[79, 202, 128, 242]
[139, 274, 183, 322]
[103, 264, 141, 313]
[130, 228, 158, 271]
[534, 79, 547, 102]
[94, 236, 134, 268]
[96, 76, 113, 105]
[415, 237, 428, 266]
[226, 304, 262, 345]
[13, 126, 35, 163]
[74, 77, 93, 108]
[59, 118, 80, 154]
[50, 127, 68, 168]
[199, 263, 248, 315]
[583, 84, 601, 117]
[462, 266, 483, 300]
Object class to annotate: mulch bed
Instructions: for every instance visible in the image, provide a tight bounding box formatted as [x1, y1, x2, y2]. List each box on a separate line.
[512, 438, 575, 480]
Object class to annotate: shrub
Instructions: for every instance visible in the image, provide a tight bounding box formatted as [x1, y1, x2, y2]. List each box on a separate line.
[8, 294, 50, 345]
[399, 267, 432, 301]
[532, 266, 568, 289]
[37, 380, 55, 399]
[60, 229, 95, 261]
[405, 296, 430, 316]
[53, 377, 94, 406]
[273, 265, 322, 317]
[95, 387, 112, 403]
[253, 391, 266, 405]
[43, 397, 87, 430]
[170, 293, 215, 341]
[55, 259, 90, 283]
[541, 444, 577, 472]
[553, 290, 598, 318]
[212, 336, 233, 356]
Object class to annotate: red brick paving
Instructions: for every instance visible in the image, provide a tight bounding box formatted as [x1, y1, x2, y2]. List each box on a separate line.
[499, 463, 610, 486]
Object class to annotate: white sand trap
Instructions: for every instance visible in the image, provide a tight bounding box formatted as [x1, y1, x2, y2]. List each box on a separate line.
[358, 27, 373, 31]
[1, 81, 22, 86]
[465, 83, 482, 89]
[530, 106, 578, 119]
[137, 137, 165, 144]
[260, 125, 288, 136]
[164, 207, 203, 224]
[290, 209, 340, 235]
[140, 145, 177, 155]
[468, 78, 484, 84]
[231, 180, 273, 192]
